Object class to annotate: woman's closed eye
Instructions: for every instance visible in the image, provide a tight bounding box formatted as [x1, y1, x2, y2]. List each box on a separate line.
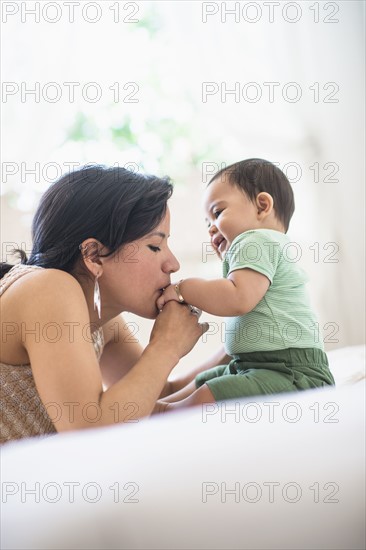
[148, 245, 161, 252]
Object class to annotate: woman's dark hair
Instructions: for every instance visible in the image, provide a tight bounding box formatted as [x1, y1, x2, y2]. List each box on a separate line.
[209, 158, 295, 232]
[1, 165, 173, 278]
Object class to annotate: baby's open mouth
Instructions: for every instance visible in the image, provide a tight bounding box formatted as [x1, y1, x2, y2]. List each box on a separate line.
[218, 239, 227, 253]
[213, 235, 227, 254]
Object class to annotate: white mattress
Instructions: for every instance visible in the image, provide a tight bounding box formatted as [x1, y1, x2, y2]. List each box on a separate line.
[1, 345, 365, 550]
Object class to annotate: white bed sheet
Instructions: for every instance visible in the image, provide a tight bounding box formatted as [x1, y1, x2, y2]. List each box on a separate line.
[1, 346, 365, 550]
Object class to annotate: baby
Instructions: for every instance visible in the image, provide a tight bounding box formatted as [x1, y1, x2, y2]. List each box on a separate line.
[156, 158, 335, 407]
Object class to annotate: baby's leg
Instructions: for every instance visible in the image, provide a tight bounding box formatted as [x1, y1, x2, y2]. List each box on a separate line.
[154, 364, 230, 413]
[159, 373, 197, 399]
[155, 367, 317, 413]
[160, 380, 197, 403]
[155, 383, 216, 412]
[200, 368, 296, 402]
[159, 346, 230, 399]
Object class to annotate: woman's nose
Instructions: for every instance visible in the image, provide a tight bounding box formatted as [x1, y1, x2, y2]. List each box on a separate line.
[163, 250, 180, 274]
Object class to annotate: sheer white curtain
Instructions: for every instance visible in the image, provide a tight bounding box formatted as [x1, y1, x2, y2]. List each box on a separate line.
[167, 1, 365, 360]
[1, 1, 364, 356]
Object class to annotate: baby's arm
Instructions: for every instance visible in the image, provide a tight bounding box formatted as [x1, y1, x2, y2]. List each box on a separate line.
[157, 268, 270, 317]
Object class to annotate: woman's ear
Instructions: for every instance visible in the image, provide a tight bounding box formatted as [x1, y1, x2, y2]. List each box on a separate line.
[256, 192, 274, 219]
[79, 239, 104, 277]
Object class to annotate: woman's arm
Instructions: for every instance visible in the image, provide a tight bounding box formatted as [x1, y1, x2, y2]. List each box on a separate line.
[100, 316, 143, 389]
[157, 268, 270, 317]
[21, 270, 206, 432]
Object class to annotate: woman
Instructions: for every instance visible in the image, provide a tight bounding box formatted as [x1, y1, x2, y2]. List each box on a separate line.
[0, 165, 208, 443]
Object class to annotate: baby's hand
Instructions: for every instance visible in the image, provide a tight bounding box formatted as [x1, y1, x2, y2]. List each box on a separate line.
[156, 283, 181, 311]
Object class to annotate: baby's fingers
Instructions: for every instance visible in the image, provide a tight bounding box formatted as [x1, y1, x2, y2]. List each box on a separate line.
[156, 295, 165, 311]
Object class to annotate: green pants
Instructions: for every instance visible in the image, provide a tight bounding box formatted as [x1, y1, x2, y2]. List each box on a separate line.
[195, 348, 335, 401]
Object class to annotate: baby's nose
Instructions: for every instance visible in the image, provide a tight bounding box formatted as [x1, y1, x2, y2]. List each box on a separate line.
[208, 224, 217, 236]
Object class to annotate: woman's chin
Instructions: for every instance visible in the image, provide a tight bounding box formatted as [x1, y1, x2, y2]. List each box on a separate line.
[137, 305, 159, 320]
[146, 309, 159, 320]
[125, 295, 161, 320]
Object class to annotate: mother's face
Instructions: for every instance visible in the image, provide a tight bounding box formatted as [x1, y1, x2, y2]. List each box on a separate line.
[100, 209, 180, 319]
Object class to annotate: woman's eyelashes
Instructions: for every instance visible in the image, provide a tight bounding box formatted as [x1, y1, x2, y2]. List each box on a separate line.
[148, 245, 161, 253]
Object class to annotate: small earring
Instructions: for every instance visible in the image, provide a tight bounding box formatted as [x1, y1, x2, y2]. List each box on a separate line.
[94, 274, 101, 319]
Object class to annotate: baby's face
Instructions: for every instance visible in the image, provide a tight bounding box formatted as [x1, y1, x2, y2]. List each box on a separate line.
[203, 176, 261, 259]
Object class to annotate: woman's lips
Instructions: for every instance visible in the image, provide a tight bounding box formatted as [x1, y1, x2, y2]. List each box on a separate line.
[157, 282, 170, 293]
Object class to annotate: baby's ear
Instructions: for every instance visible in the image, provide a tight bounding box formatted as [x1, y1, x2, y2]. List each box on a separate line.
[256, 192, 273, 218]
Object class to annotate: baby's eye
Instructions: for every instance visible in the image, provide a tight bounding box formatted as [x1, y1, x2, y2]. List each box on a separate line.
[213, 210, 222, 219]
[148, 245, 161, 252]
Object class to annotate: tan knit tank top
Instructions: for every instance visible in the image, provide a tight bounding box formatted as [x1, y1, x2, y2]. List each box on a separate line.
[0, 264, 104, 444]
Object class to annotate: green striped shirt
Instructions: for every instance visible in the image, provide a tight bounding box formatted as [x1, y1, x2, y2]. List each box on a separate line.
[222, 229, 324, 354]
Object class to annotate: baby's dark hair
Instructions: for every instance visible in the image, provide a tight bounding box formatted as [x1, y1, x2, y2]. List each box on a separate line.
[209, 158, 295, 232]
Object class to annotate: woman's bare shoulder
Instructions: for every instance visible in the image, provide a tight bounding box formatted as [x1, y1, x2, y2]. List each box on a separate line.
[3, 268, 87, 319]
[12, 268, 82, 295]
